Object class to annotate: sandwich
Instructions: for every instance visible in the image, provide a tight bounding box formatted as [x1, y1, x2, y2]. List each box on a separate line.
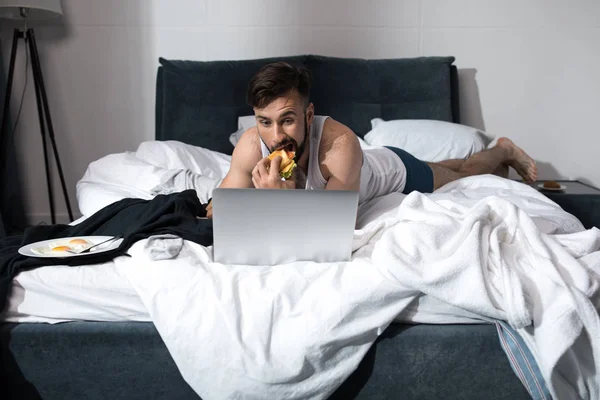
[267, 149, 296, 179]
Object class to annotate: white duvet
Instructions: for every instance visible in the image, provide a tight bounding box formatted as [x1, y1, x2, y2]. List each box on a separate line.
[44, 142, 600, 399]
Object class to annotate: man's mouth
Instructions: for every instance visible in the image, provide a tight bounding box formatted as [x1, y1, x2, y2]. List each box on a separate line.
[275, 142, 295, 153]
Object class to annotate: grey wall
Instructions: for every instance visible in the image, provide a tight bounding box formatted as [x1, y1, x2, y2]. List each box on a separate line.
[1, 0, 599, 224]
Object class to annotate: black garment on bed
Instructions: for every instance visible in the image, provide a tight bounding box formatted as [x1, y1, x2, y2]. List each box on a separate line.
[0, 189, 212, 313]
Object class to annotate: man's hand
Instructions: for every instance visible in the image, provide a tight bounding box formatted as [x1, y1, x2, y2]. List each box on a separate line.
[205, 200, 213, 219]
[252, 156, 296, 189]
[289, 164, 307, 189]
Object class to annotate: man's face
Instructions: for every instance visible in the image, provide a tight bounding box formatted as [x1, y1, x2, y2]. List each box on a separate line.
[254, 90, 314, 156]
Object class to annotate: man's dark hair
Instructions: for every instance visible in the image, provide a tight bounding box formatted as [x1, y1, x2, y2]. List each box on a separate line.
[247, 62, 312, 109]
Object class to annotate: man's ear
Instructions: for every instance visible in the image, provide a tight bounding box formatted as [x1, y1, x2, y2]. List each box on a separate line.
[305, 103, 315, 124]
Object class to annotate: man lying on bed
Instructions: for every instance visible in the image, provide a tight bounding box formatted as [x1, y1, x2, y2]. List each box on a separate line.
[205, 62, 537, 218]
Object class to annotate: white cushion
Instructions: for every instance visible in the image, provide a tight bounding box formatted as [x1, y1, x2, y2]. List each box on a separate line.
[364, 119, 493, 162]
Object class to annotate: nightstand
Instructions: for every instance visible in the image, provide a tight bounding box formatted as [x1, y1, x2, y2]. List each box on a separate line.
[529, 180, 600, 229]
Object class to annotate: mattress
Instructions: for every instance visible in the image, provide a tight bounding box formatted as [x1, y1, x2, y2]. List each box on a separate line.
[1, 217, 150, 324]
[2, 253, 486, 325]
[3, 262, 151, 324]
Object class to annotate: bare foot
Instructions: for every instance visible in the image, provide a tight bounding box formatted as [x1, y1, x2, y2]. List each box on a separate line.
[496, 137, 537, 183]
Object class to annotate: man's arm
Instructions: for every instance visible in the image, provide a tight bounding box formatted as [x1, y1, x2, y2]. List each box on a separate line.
[321, 121, 362, 192]
[205, 129, 262, 218]
[219, 128, 262, 189]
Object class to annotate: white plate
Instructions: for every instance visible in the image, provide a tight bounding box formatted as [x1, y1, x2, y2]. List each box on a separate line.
[18, 236, 123, 258]
[537, 183, 566, 192]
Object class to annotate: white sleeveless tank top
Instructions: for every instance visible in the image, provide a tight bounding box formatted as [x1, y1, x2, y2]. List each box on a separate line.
[260, 116, 407, 206]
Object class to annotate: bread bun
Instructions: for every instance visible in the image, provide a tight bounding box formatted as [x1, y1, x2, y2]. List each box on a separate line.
[543, 181, 561, 189]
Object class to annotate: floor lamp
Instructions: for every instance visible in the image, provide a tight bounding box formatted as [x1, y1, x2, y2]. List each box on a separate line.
[0, 0, 73, 224]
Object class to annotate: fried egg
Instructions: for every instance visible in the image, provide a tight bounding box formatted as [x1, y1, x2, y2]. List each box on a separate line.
[51, 245, 72, 252]
[69, 238, 90, 246]
[32, 238, 93, 255]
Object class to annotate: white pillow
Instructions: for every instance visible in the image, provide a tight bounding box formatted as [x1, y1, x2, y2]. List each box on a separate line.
[77, 148, 224, 215]
[229, 115, 257, 147]
[229, 127, 245, 147]
[230, 114, 374, 150]
[135, 140, 231, 179]
[239, 115, 257, 132]
[363, 119, 493, 162]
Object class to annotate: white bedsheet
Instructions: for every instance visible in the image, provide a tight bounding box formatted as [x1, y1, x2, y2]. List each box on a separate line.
[6, 141, 600, 400]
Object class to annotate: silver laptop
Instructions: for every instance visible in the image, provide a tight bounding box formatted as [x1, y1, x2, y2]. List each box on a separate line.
[212, 188, 359, 265]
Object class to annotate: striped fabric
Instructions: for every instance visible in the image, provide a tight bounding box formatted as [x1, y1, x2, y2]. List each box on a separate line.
[495, 320, 553, 400]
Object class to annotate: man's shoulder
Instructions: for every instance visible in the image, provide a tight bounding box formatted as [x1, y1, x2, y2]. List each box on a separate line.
[316, 117, 362, 181]
[231, 127, 262, 168]
[237, 126, 259, 144]
[318, 117, 362, 168]
[320, 117, 360, 151]
[235, 126, 263, 154]
[322, 117, 350, 135]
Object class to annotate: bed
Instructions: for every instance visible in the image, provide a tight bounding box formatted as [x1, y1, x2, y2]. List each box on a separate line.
[2, 54, 599, 400]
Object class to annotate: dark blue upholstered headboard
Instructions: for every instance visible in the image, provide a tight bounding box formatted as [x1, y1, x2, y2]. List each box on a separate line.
[155, 55, 460, 155]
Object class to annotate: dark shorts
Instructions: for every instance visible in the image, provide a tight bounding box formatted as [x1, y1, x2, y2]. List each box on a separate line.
[384, 146, 434, 194]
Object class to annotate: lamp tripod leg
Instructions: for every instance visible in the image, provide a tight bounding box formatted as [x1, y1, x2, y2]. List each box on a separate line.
[0, 29, 20, 192]
[27, 29, 74, 223]
[26, 30, 56, 225]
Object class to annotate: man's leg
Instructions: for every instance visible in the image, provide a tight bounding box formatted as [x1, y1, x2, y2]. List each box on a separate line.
[427, 138, 537, 190]
[438, 158, 508, 178]
[437, 159, 464, 172]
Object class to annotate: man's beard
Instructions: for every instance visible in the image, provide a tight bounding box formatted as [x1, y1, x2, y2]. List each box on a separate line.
[294, 116, 309, 162]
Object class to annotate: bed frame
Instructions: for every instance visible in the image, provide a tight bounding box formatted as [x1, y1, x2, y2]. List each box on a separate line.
[1, 55, 531, 400]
